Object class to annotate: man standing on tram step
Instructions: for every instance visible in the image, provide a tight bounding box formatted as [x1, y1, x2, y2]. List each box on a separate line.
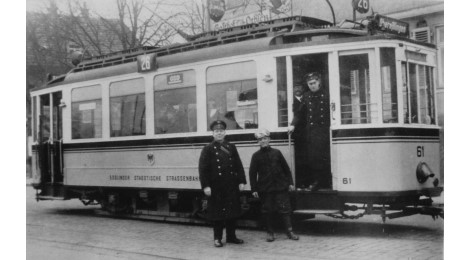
[289, 72, 331, 191]
[198, 120, 247, 248]
[249, 128, 299, 242]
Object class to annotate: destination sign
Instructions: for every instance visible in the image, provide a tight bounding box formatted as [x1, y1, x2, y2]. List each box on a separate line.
[167, 73, 184, 85]
[373, 14, 409, 37]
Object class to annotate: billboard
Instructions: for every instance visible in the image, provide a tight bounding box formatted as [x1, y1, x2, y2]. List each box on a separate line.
[208, 0, 293, 31]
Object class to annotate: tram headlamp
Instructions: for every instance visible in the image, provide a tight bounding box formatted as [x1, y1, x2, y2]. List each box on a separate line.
[416, 162, 435, 184]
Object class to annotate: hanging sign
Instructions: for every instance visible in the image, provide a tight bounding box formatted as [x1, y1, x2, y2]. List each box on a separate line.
[208, 0, 226, 22]
[137, 53, 158, 73]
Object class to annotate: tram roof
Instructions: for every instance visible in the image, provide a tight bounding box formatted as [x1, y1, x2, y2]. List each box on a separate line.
[33, 15, 436, 92]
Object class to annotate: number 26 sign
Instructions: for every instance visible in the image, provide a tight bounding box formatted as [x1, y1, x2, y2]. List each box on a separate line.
[352, 0, 370, 14]
[137, 53, 158, 72]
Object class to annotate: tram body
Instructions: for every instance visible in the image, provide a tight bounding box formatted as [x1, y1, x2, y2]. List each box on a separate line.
[30, 16, 442, 222]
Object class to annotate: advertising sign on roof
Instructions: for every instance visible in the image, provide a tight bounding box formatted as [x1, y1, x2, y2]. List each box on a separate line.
[209, 0, 293, 31]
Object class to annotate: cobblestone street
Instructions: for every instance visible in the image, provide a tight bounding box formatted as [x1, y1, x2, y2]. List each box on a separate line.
[26, 186, 443, 260]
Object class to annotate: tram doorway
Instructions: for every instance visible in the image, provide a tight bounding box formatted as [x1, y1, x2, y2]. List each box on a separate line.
[291, 53, 332, 190]
[38, 92, 63, 184]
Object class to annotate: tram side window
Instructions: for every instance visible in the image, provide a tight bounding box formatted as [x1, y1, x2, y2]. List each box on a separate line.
[339, 54, 374, 124]
[40, 95, 51, 142]
[154, 70, 197, 134]
[110, 78, 146, 137]
[380, 48, 398, 123]
[32, 96, 37, 141]
[276, 57, 288, 127]
[206, 61, 258, 130]
[402, 63, 435, 124]
[71, 85, 102, 139]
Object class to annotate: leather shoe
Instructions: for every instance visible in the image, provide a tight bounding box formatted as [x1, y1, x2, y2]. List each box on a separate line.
[214, 239, 223, 247]
[305, 181, 319, 192]
[226, 238, 244, 244]
[287, 231, 299, 240]
[266, 232, 275, 242]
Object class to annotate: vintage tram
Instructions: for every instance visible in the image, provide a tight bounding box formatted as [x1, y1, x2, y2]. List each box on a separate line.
[30, 15, 443, 224]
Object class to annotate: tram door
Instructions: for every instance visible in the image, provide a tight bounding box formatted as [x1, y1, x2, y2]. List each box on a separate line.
[290, 53, 332, 189]
[38, 92, 63, 184]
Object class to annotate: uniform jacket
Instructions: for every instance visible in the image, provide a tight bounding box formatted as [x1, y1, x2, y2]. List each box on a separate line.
[292, 89, 330, 128]
[198, 140, 246, 220]
[249, 146, 294, 193]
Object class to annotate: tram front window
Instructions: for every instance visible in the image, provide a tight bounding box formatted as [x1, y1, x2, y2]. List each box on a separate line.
[380, 48, 398, 123]
[110, 78, 146, 137]
[402, 62, 436, 124]
[71, 85, 102, 139]
[339, 54, 375, 124]
[206, 61, 258, 130]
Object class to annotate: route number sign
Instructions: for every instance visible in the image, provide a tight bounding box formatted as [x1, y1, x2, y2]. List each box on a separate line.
[352, 0, 370, 14]
[137, 53, 157, 73]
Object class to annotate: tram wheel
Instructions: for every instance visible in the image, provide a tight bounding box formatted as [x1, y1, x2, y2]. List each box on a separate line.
[101, 193, 132, 214]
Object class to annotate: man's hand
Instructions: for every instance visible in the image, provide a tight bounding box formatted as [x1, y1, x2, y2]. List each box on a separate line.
[252, 192, 259, 199]
[239, 183, 245, 191]
[288, 185, 295, 192]
[203, 187, 211, 197]
[287, 125, 295, 133]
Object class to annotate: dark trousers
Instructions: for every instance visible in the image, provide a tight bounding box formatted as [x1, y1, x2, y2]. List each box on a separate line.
[264, 213, 294, 234]
[213, 218, 237, 240]
[260, 191, 294, 233]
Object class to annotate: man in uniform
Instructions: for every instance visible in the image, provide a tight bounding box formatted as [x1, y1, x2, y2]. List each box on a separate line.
[289, 72, 331, 191]
[249, 129, 299, 242]
[199, 120, 247, 247]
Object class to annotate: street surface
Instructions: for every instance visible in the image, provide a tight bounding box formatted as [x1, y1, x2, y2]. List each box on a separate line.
[26, 186, 443, 260]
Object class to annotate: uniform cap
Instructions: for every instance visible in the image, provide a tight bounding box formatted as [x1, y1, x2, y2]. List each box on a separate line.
[304, 72, 321, 82]
[254, 128, 270, 139]
[210, 120, 227, 130]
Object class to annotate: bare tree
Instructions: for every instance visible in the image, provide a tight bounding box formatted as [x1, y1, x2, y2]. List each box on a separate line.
[171, 0, 208, 37]
[61, 0, 179, 57]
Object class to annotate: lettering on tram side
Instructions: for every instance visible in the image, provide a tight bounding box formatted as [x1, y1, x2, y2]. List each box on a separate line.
[107, 174, 199, 183]
[166, 176, 199, 182]
[109, 175, 130, 181]
[134, 175, 162, 181]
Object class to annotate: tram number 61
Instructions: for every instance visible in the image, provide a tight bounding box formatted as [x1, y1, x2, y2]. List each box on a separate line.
[417, 146, 424, 157]
[342, 178, 352, 184]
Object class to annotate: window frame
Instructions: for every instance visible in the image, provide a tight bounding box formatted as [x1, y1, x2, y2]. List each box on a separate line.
[337, 49, 378, 125]
[153, 70, 198, 135]
[205, 61, 259, 131]
[71, 84, 103, 140]
[109, 78, 146, 137]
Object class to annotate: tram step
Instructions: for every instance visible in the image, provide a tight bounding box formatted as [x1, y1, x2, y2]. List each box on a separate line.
[36, 195, 67, 200]
[293, 209, 340, 215]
